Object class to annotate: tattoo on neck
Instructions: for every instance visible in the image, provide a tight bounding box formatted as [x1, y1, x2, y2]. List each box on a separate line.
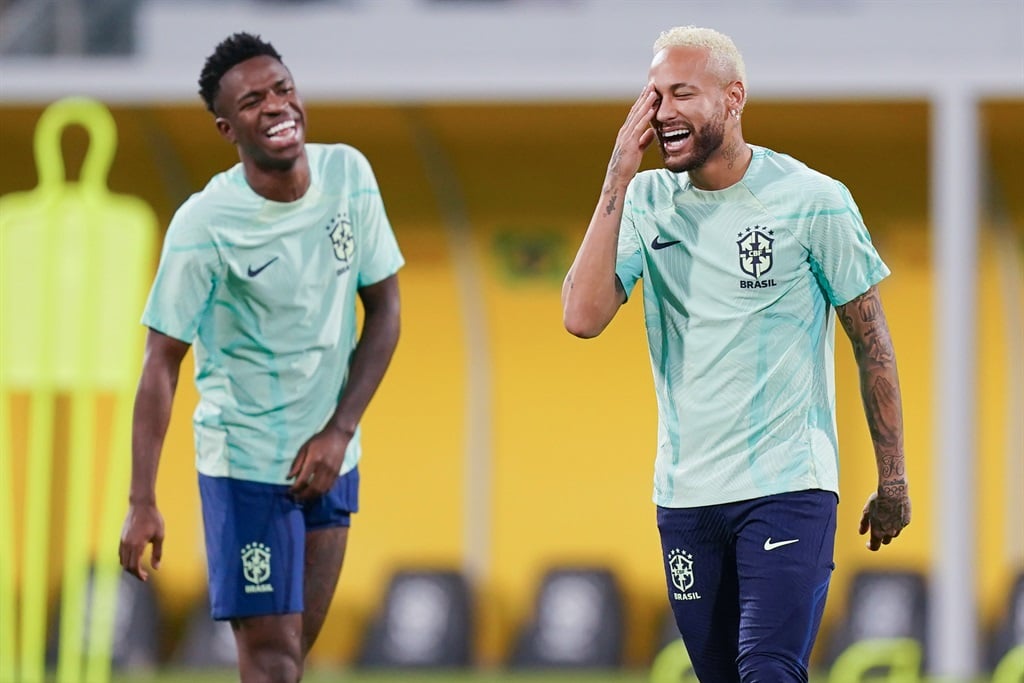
[723, 142, 740, 170]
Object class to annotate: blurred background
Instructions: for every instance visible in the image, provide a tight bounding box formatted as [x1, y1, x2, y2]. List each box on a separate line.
[1, 1, 1022, 682]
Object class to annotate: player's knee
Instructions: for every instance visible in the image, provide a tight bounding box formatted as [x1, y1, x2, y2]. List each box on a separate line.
[235, 623, 304, 683]
[738, 651, 807, 683]
[245, 647, 303, 683]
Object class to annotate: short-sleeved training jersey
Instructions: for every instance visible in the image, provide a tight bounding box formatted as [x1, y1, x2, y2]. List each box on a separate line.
[143, 143, 404, 485]
[615, 145, 888, 508]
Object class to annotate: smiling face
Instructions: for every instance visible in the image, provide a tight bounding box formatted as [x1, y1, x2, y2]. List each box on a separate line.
[213, 55, 306, 171]
[649, 45, 742, 175]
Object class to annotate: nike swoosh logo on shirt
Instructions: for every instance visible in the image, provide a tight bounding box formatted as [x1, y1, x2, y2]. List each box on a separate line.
[247, 257, 279, 277]
[651, 236, 682, 250]
[763, 538, 800, 551]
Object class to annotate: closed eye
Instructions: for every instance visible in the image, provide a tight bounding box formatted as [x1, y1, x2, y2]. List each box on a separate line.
[670, 85, 698, 99]
[238, 92, 263, 110]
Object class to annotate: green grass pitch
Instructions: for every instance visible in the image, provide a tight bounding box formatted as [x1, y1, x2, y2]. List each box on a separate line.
[108, 668, 997, 683]
[114, 671, 654, 683]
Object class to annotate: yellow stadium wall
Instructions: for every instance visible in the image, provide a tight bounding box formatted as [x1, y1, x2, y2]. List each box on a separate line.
[1, 99, 1020, 668]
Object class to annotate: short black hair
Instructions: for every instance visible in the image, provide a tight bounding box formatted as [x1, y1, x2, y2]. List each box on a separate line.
[198, 32, 284, 114]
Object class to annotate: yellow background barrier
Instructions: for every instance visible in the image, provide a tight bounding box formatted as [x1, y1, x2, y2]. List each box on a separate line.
[0, 99, 1020, 668]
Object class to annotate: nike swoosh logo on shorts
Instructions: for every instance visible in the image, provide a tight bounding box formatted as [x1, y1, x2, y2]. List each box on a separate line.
[763, 538, 800, 551]
[651, 236, 682, 250]
[247, 257, 279, 277]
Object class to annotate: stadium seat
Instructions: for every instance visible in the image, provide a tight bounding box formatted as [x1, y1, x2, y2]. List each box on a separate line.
[508, 566, 624, 669]
[170, 595, 238, 668]
[828, 638, 923, 683]
[988, 571, 1024, 670]
[825, 569, 929, 668]
[47, 568, 162, 672]
[356, 568, 474, 668]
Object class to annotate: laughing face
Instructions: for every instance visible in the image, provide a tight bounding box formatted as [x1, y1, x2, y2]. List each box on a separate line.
[648, 46, 735, 174]
[213, 55, 306, 171]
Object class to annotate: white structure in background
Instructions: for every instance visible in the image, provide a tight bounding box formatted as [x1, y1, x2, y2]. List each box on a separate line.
[1, 1, 1022, 678]
[0, 0, 1020, 102]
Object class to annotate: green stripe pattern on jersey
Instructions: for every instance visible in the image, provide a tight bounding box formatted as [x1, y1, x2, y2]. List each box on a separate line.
[615, 146, 888, 508]
[143, 144, 404, 485]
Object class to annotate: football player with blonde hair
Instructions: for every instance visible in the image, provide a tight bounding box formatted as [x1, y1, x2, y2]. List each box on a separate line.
[564, 25, 909, 682]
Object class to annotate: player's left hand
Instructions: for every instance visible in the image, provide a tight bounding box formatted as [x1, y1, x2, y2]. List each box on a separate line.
[858, 480, 911, 551]
[288, 425, 352, 501]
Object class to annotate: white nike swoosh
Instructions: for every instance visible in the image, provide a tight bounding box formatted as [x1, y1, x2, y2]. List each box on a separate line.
[763, 538, 800, 551]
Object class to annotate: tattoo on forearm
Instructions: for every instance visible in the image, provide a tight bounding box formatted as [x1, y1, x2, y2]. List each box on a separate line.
[839, 288, 906, 486]
[608, 146, 624, 176]
[879, 478, 907, 498]
[879, 454, 905, 479]
[604, 190, 619, 216]
[867, 376, 901, 451]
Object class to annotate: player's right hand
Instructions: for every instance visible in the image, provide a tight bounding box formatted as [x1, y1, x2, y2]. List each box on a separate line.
[606, 83, 658, 184]
[119, 503, 165, 581]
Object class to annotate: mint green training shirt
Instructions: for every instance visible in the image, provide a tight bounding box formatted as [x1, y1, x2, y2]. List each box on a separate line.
[615, 145, 889, 508]
[143, 143, 404, 484]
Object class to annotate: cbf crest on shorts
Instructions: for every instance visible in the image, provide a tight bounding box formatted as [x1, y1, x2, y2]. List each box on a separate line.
[667, 548, 702, 601]
[242, 542, 274, 594]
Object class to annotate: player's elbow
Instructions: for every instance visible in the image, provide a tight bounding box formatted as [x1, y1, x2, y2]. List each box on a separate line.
[565, 319, 602, 339]
[563, 306, 608, 339]
[562, 276, 619, 338]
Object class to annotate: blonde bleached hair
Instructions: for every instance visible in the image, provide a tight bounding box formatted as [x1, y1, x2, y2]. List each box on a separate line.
[653, 26, 747, 89]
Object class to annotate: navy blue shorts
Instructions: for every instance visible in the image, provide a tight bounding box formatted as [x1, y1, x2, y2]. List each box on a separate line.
[657, 489, 837, 683]
[198, 467, 359, 620]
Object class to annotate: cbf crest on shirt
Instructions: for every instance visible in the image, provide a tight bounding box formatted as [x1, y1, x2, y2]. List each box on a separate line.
[615, 146, 889, 508]
[327, 211, 355, 270]
[142, 144, 404, 485]
[737, 225, 775, 285]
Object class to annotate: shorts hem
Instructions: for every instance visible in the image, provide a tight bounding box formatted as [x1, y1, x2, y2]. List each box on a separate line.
[211, 607, 303, 621]
[306, 515, 352, 532]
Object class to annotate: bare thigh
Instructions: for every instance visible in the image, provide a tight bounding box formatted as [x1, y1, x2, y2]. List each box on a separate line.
[302, 525, 349, 655]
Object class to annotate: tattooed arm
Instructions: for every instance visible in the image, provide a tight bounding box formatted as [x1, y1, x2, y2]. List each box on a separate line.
[563, 83, 658, 338]
[836, 285, 911, 551]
